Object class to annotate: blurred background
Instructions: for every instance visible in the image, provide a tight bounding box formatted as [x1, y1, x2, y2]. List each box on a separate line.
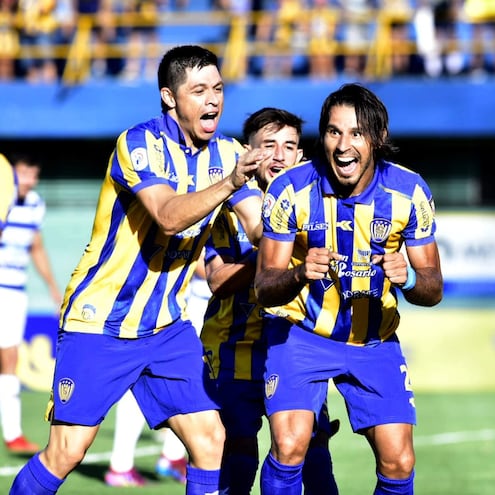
[0, 0, 494, 392]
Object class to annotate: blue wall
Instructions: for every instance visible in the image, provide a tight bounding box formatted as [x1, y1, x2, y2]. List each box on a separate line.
[1, 76, 494, 139]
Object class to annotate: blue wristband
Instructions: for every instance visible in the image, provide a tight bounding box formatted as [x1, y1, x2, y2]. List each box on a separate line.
[401, 266, 416, 291]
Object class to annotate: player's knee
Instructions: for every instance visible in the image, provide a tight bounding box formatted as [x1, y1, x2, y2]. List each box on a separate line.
[272, 432, 308, 464]
[378, 449, 415, 479]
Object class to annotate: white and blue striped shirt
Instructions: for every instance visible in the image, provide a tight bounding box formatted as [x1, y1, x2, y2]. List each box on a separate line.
[0, 190, 45, 291]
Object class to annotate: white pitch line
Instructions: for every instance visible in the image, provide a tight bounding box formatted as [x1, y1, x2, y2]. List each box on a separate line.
[1, 429, 494, 478]
[414, 428, 495, 446]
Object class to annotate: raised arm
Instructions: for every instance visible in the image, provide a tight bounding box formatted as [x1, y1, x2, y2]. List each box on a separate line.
[137, 148, 265, 236]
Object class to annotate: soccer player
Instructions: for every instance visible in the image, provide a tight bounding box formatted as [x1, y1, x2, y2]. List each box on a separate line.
[0, 154, 62, 455]
[201, 107, 339, 495]
[254, 84, 443, 495]
[0, 153, 16, 235]
[9, 44, 268, 495]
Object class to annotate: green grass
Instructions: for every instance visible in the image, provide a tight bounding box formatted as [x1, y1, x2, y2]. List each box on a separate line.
[1, 390, 494, 494]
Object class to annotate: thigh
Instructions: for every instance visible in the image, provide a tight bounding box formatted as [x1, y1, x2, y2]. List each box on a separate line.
[335, 339, 416, 432]
[168, 409, 226, 470]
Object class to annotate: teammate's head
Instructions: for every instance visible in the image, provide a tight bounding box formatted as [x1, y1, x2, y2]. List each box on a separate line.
[243, 107, 304, 191]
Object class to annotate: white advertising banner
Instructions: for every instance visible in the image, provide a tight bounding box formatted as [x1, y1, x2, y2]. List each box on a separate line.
[435, 211, 495, 281]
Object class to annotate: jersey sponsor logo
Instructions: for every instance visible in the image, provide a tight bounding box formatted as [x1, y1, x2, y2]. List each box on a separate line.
[265, 373, 279, 399]
[370, 218, 392, 243]
[333, 259, 377, 279]
[58, 377, 75, 404]
[302, 222, 329, 231]
[419, 199, 432, 232]
[262, 194, 276, 217]
[81, 304, 96, 321]
[130, 147, 149, 171]
[342, 289, 380, 300]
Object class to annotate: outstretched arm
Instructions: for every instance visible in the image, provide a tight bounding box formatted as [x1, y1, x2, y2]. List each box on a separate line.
[137, 148, 265, 236]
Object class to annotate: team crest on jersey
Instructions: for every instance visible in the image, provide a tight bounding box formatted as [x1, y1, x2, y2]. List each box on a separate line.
[265, 374, 279, 399]
[81, 304, 96, 321]
[370, 218, 392, 243]
[130, 147, 149, 171]
[208, 167, 224, 184]
[58, 377, 75, 404]
[262, 194, 276, 218]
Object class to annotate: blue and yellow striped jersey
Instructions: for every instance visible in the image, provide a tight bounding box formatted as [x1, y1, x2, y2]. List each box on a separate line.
[0, 154, 16, 230]
[261, 158, 437, 345]
[60, 113, 255, 338]
[201, 203, 266, 381]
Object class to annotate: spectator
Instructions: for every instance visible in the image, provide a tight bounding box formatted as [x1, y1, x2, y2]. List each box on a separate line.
[0, 0, 19, 80]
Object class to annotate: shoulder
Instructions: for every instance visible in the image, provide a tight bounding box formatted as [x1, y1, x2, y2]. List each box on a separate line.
[122, 116, 163, 141]
[25, 190, 44, 207]
[269, 160, 318, 191]
[378, 160, 430, 194]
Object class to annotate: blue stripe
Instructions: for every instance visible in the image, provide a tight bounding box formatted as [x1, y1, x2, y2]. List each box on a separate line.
[62, 191, 132, 329]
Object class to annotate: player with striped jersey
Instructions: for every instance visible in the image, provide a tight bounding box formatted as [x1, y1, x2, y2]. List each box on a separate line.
[10, 45, 268, 495]
[0, 154, 62, 455]
[254, 84, 443, 495]
[201, 107, 339, 495]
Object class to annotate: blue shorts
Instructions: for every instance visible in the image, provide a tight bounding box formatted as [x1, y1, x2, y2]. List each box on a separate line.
[217, 378, 333, 438]
[263, 318, 416, 433]
[51, 319, 219, 428]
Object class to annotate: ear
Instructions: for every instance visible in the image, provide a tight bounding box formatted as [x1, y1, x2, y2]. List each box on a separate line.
[296, 148, 304, 162]
[160, 87, 175, 109]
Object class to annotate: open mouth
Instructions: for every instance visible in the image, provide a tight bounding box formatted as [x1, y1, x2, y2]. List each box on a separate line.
[200, 112, 218, 133]
[334, 156, 358, 176]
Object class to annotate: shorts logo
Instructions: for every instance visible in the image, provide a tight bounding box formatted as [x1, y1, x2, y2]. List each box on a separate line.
[265, 374, 279, 399]
[58, 378, 75, 404]
[370, 218, 392, 243]
[130, 147, 149, 171]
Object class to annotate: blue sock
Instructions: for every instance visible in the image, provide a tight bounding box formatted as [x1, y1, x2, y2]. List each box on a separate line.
[374, 470, 415, 495]
[261, 452, 303, 495]
[186, 465, 229, 495]
[225, 453, 258, 495]
[10, 453, 64, 494]
[303, 445, 339, 495]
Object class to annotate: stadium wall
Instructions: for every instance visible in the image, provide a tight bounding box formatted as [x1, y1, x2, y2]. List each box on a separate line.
[1, 77, 495, 139]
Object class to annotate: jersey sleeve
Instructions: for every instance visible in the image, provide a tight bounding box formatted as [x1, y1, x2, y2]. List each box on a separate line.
[110, 127, 169, 194]
[402, 176, 437, 247]
[261, 175, 297, 242]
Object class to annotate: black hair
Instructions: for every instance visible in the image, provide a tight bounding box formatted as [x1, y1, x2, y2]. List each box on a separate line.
[316, 83, 398, 161]
[242, 107, 304, 144]
[157, 45, 220, 113]
[8, 153, 41, 169]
